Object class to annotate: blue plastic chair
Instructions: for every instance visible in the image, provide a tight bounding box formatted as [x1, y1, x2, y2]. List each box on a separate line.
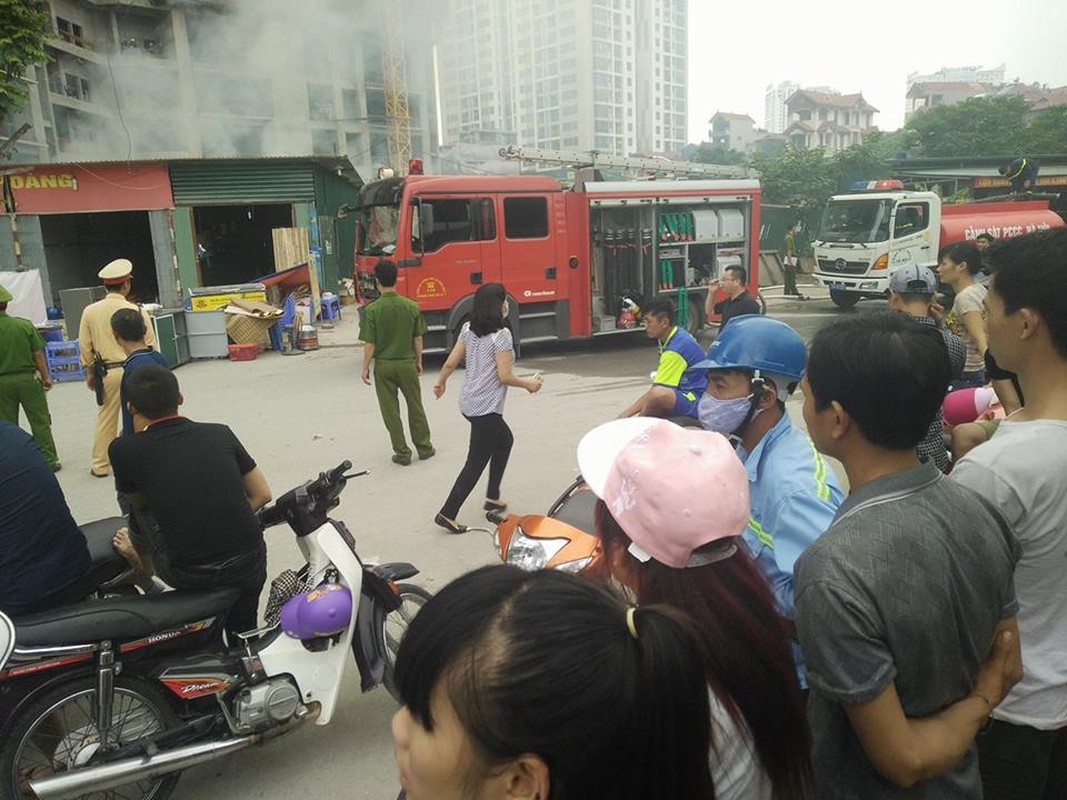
[268, 293, 297, 351]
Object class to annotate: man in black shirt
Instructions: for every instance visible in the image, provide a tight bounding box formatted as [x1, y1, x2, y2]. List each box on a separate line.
[110, 364, 272, 636]
[704, 265, 761, 329]
[999, 157, 1039, 194]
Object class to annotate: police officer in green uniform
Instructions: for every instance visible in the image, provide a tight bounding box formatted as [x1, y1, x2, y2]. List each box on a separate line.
[0, 282, 60, 470]
[359, 259, 435, 465]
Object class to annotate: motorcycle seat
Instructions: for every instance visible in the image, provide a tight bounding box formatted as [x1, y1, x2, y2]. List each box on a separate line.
[12, 587, 241, 648]
[80, 517, 129, 587]
[551, 487, 597, 533]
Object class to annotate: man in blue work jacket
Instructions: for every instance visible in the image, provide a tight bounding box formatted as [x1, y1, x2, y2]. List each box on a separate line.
[693, 315, 844, 628]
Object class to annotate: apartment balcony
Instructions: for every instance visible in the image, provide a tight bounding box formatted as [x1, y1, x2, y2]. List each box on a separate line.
[46, 37, 107, 66]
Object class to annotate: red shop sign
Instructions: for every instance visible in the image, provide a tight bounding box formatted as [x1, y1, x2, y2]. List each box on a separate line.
[0, 162, 173, 214]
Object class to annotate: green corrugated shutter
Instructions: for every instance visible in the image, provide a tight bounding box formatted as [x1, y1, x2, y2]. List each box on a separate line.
[169, 162, 316, 205]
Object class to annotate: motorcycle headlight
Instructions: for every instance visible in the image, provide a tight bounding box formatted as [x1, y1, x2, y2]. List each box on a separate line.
[554, 556, 593, 574]
[506, 529, 570, 572]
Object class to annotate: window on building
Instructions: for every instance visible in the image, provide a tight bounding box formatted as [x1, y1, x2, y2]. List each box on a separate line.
[63, 73, 82, 100]
[798, 109, 812, 121]
[56, 17, 87, 48]
[413, 198, 495, 252]
[312, 129, 336, 155]
[503, 197, 549, 239]
[308, 84, 334, 122]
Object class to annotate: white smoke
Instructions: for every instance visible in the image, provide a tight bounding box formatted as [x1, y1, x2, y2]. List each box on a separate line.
[27, 0, 442, 164]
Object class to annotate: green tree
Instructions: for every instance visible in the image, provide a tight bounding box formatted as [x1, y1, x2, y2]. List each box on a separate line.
[752, 146, 835, 207]
[0, 0, 50, 120]
[906, 95, 1031, 157]
[829, 134, 894, 189]
[688, 141, 747, 166]
[1021, 106, 1067, 153]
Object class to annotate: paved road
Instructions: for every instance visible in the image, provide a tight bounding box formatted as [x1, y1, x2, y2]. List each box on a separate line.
[41, 289, 871, 799]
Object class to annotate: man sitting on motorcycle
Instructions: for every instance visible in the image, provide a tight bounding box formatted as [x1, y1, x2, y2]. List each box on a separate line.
[693, 315, 844, 639]
[618, 297, 707, 420]
[109, 364, 272, 637]
[0, 421, 92, 616]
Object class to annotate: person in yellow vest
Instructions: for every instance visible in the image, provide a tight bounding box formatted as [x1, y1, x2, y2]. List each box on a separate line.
[78, 258, 155, 477]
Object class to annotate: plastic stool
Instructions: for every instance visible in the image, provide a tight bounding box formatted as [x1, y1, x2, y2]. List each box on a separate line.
[320, 294, 342, 322]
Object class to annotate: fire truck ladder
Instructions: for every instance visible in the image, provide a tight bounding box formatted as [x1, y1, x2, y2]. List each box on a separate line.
[498, 146, 751, 179]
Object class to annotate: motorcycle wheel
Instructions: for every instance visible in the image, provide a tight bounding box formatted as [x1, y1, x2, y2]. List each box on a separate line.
[381, 583, 433, 702]
[0, 675, 180, 800]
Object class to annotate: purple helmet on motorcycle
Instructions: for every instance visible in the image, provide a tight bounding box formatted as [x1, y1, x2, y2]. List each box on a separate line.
[280, 583, 353, 639]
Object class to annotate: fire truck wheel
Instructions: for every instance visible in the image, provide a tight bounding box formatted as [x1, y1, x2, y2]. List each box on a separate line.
[830, 289, 860, 310]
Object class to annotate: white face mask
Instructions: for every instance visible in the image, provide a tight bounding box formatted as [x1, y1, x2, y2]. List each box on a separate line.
[698, 393, 756, 434]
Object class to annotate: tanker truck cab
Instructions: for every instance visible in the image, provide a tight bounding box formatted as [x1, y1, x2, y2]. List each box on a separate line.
[812, 181, 939, 309]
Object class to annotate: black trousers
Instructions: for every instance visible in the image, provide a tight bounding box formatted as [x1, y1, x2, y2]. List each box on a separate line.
[160, 543, 267, 639]
[439, 413, 514, 520]
[979, 718, 1067, 800]
[129, 508, 266, 638]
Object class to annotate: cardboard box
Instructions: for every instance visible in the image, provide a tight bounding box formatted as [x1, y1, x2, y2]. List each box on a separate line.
[225, 314, 274, 348]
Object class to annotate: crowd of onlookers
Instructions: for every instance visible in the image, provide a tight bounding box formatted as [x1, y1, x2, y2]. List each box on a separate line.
[393, 227, 1067, 799]
[1, 226, 1064, 799]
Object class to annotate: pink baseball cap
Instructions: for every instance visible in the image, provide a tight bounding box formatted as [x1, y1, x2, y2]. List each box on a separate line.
[577, 418, 750, 568]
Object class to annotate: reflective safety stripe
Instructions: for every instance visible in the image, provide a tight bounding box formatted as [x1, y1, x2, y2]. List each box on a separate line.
[748, 517, 774, 549]
[807, 437, 831, 502]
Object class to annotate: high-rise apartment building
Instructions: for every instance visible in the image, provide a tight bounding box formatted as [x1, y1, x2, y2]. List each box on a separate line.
[2, 0, 436, 178]
[436, 0, 687, 157]
[764, 81, 799, 134]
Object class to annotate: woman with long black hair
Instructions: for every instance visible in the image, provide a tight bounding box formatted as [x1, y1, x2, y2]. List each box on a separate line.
[578, 417, 815, 800]
[433, 283, 541, 533]
[392, 564, 717, 800]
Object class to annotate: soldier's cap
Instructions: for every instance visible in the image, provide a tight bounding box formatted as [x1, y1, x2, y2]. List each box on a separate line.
[888, 264, 938, 295]
[99, 258, 133, 285]
[0, 283, 11, 303]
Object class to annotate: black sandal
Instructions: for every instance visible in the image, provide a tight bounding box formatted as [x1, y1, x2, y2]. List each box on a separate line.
[483, 499, 508, 513]
[434, 513, 469, 534]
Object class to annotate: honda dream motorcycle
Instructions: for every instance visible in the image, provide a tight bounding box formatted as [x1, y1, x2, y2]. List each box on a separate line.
[0, 462, 429, 800]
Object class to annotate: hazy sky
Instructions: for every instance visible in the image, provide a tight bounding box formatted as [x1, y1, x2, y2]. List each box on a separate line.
[687, 0, 1067, 140]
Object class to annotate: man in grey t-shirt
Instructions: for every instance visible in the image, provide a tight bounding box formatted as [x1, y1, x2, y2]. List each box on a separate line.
[796, 312, 1021, 798]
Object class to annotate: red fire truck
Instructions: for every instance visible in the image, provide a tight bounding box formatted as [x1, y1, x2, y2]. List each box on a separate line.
[353, 155, 761, 354]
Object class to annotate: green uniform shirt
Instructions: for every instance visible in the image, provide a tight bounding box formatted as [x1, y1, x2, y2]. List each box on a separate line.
[784, 231, 796, 255]
[0, 312, 44, 376]
[358, 292, 427, 361]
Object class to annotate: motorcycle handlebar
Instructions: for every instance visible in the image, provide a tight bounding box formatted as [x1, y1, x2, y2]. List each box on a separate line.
[325, 460, 352, 486]
[257, 460, 359, 530]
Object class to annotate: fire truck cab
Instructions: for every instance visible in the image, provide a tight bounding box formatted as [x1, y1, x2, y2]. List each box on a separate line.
[354, 173, 761, 354]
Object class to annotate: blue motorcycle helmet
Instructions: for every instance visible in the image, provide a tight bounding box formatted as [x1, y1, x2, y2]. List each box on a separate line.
[691, 315, 807, 401]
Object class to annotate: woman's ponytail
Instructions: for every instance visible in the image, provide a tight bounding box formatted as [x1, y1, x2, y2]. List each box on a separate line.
[626, 605, 716, 799]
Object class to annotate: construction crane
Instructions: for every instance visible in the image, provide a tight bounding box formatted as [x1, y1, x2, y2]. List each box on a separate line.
[498, 146, 752, 180]
[381, 2, 413, 174]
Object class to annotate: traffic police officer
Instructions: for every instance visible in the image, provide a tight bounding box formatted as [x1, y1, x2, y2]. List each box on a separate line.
[78, 258, 155, 477]
[0, 282, 60, 470]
